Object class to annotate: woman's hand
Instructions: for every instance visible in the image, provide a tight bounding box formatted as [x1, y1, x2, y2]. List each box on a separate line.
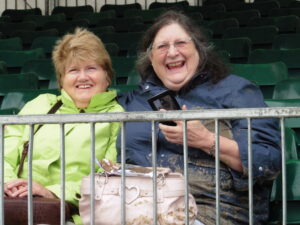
[4, 179, 57, 199]
[159, 105, 243, 172]
[158, 105, 214, 151]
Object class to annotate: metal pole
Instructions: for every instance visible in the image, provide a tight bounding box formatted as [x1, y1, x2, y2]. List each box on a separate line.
[247, 118, 253, 225]
[151, 121, 157, 225]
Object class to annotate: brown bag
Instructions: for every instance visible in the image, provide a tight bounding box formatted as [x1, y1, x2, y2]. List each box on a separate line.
[4, 196, 72, 225]
[4, 100, 76, 225]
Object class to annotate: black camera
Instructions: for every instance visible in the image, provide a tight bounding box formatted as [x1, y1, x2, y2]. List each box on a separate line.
[147, 90, 180, 126]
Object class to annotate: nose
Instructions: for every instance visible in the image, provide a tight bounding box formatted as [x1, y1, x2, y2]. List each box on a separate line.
[167, 44, 179, 56]
[78, 69, 88, 81]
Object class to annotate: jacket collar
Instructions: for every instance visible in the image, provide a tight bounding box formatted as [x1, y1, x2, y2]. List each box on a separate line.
[60, 89, 118, 113]
[140, 71, 210, 95]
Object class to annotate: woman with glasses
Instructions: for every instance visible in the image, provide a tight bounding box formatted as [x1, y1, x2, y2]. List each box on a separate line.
[117, 10, 281, 225]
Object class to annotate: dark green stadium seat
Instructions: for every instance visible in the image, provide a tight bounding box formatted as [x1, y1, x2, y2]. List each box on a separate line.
[201, 18, 239, 38]
[0, 16, 11, 23]
[51, 5, 93, 20]
[109, 84, 139, 93]
[149, 1, 189, 10]
[223, 25, 278, 49]
[272, 34, 300, 50]
[230, 61, 288, 98]
[248, 49, 300, 77]
[30, 36, 60, 58]
[272, 78, 300, 99]
[0, 61, 7, 74]
[2, 8, 41, 22]
[101, 32, 143, 56]
[72, 12, 115, 27]
[265, 98, 300, 149]
[124, 8, 166, 24]
[0, 37, 22, 51]
[0, 89, 60, 111]
[247, 15, 300, 34]
[43, 19, 89, 36]
[126, 72, 141, 85]
[21, 59, 56, 89]
[269, 160, 300, 224]
[188, 4, 226, 20]
[90, 26, 115, 36]
[12, 29, 59, 50]
[210, 9, 261, 27]
[0, 21, 37, 38]
[0, 73, 38, 90]
[212, 37, 252, 63]
[23, 14, 65, 30]
[96, 17, 143, 33]
[100, 3, 142, 18]
[104, 43, 119, 56]
[0, 108, 19, 115]
[111, 56, 137, 85]
[0, 48, 45, 73]
[231, 0, 280, 17]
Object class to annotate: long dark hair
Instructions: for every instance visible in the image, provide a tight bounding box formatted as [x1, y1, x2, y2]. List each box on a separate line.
[136, 10, 229, 84]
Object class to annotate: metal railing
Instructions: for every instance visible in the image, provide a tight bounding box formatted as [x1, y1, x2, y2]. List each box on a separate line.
[1, 106, 299, 225]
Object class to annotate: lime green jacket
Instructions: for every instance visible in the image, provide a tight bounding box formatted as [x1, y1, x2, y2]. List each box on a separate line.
[4, 89, 124, 207]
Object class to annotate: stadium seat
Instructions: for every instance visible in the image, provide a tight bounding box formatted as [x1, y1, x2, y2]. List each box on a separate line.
[201, 18, 239, 38]
[212, 37, 252, 63]
[230, 61, 288, 98]
[247, 15, 300, 34]
[96, 17, 143, 33]
[100, 32, 143, 56]
[0, 89, 60, 112]
[124, 8, 166, 24]
[269, 159, 300, 224]
[111, 56, 137, 85]
[100, 3, 142, 18]
[272, 78, 300, 100]
[265, 98, 300, 146]
[12, 29, 59, 50]
[223, 25, 278, 49]
[231, 0, 280, 17]
[0, 48, 45, 73]
[0, 21, 37, 38]
[210, 9, 261, 27]
[0, 37, 23, 51]
[272, 34, 300, 50]
[30, 36, 60, 58]
[23, 14, 65, 30]
[1, 8, 41, 22]
[51, 5, 93, 20]
[0, 72, 39, 92]
[248, 49, 300, 77]
[72, 11, 115, 27]
[0, 61, 7, 74]
[43, 19, 89, 36]
[188, 3, 226, 20]
[21, 58, 56, 89]
[149, 1, 189, 10]
[104, 43, 119, 56]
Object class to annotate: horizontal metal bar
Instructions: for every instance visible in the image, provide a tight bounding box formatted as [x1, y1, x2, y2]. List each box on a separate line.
[0, 107, 300, 125]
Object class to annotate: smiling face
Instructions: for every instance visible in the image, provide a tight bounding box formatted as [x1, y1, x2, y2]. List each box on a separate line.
[61, 60, 109, 108]
[149, 23, 200, 91]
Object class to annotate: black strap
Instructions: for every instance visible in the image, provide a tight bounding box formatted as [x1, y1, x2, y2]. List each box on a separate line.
[17, 100, 63, 177]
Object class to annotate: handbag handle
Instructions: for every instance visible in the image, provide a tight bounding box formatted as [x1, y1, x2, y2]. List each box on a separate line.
[17, 100, 63, 177]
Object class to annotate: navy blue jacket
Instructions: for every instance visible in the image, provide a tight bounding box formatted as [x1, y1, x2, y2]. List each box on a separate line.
[117, 72, 281, 224]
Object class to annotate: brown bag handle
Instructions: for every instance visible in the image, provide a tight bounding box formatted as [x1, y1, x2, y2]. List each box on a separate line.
[17, 100, 63, 177]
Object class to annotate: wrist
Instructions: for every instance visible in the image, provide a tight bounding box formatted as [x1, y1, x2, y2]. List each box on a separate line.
[208, 133, 215, 156]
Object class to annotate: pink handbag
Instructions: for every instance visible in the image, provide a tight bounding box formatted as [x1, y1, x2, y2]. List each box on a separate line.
[79, 166, 198, 225]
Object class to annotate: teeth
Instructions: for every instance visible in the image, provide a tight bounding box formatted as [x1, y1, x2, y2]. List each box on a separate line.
[168, 62, 182, 67]
[77, 85, 91, 88]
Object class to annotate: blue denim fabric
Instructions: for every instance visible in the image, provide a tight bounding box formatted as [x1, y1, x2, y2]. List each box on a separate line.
[117, 73, 281, 225]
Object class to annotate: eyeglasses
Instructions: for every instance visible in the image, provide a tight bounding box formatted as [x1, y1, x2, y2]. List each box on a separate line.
[150, 37, 193, 54]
